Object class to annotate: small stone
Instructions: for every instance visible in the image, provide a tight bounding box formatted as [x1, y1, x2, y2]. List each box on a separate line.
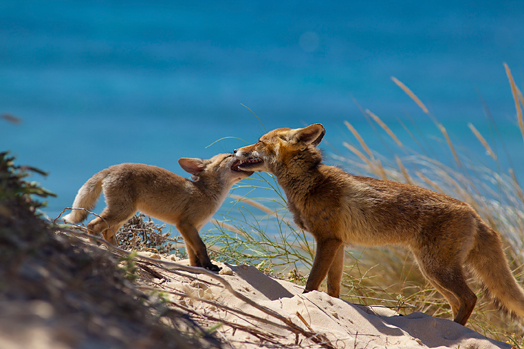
[219, 265, 233, 275]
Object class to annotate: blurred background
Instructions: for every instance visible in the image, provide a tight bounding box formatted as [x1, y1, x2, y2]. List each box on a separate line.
[1, 0, 523, 217]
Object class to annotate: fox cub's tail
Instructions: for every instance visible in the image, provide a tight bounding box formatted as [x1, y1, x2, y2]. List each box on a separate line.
[63, 170, 108, 223]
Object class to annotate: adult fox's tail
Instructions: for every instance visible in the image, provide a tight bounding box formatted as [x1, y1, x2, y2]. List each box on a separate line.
[63, 170, 108, 223]
[468, 221, 524, 318]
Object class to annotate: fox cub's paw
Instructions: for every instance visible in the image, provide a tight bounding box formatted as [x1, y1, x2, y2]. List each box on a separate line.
[207, 263, 222, 272]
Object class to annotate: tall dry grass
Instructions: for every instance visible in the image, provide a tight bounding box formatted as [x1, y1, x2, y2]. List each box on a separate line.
[205, 63, 524, 345]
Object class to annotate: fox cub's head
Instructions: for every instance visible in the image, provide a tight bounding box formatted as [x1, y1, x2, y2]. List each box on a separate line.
[178, 153, 253, 185]
[234, 123, 325, 173]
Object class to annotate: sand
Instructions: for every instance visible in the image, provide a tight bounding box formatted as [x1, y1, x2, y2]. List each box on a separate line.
[139, 255, 512, 349]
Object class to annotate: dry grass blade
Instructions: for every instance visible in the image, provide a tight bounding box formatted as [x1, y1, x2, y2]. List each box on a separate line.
[468, 123, 497, 160]
[518, 87, 524, 112]
[55, 207, 115, 237]
[170, 299, 285, 345]
[366, 109, 403, 147]
[295, 312, 335, 349]
[344, 120, 375, 160]
[211, 219, 249, 237]
[509, 169, 524, 205]
[228, 194, 276, 216]
[227, 194, 297, 230]
[391, 76, 429, 114]
[343, 142, 374, 169]
[136, 285, 293, 334]
[343, 142, 386, 179]
[437, 123, 461, 167]
[504, 62, 524, 143]
[241, 103, 267, 132]
[395, 155, 413, 185]
[415, 171, 444, 194]
[375, 158, 388, 180]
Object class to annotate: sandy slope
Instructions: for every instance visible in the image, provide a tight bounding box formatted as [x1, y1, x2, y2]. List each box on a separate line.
[141, 256, 511, 349]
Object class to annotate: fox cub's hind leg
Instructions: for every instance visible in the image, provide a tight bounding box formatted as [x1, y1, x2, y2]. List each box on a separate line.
[86, 211, 134, 245]
[86, 194, 137, 245]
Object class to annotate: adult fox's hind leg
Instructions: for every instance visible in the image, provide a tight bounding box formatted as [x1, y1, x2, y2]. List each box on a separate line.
[415, 251, 477, 325]
[432, 265, 476, 325]
[416, 259, 461, 316]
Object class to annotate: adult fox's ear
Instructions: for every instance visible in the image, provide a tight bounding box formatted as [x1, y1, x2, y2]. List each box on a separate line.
[178, 158, 205, 175]
[290, 123, 325, 147]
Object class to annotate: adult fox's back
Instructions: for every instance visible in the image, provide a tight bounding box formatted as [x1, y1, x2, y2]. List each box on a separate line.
[234, 123, 524, 325]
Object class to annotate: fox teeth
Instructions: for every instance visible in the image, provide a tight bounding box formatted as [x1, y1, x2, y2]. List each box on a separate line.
[231, 158, 260, 171]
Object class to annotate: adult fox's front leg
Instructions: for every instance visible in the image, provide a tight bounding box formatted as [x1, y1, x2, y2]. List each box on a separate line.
[304, 237, 344, 297]
[326, 244, 345, 297]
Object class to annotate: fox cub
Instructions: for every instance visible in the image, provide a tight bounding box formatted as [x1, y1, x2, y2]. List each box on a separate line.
[63, 153, 252, 271]
[234, 123, 524, 325]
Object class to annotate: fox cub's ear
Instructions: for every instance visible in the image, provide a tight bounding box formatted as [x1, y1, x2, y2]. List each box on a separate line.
[179, 158, 206, 175]
[290, 123, 325, 147]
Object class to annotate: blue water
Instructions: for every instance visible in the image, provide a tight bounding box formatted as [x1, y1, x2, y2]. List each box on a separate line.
[1, 0, 524, 218]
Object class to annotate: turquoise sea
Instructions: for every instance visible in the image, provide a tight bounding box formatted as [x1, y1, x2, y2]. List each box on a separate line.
[1, 0, 524, 219]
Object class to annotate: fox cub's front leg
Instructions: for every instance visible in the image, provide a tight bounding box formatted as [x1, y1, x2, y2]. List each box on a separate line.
[177, 222, 220, 272]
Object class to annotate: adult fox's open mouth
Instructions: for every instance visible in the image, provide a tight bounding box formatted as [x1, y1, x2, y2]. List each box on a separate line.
[231, 159, 256, 173]
[236, 157, 263, 171]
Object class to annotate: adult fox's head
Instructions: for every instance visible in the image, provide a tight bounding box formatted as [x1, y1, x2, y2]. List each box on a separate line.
[234, 123, 325, 173]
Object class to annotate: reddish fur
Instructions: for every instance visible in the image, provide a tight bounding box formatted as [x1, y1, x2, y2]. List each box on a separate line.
[234, 123, 524, 325]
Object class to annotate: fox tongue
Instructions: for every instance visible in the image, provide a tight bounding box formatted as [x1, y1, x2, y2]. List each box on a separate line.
[231, 160, 242, 171]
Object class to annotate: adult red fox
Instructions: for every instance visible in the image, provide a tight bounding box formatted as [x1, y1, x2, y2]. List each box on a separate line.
[234, 123, 524, 325]
[63, 153, 252, 271]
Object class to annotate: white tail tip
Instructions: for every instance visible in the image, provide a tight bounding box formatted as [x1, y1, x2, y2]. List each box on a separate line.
[62, 213, 74, 223]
